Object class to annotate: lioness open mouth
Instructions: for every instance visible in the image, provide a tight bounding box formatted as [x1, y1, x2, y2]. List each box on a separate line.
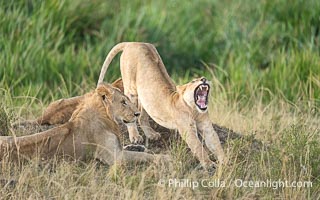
[194, 83, 210, 111]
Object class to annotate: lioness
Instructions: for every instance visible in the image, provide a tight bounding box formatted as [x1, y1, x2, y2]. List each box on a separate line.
[97, 42, 225, 169]
[12, 78, 124, 126]
[1, 83, 157, 165]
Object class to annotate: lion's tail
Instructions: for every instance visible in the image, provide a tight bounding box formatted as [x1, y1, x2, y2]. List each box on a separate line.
[97, 42, 128, 86]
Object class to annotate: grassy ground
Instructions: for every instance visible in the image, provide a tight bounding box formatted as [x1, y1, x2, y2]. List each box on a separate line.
[0, 0, 319, 199]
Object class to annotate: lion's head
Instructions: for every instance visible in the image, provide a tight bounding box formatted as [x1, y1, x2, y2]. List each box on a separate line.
[180, 77, 210, 113]
[96, 84, 140, 124]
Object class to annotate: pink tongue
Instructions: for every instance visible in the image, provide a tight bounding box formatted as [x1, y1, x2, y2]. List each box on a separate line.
[199, 96, 206, 101]
[197, 96, 206, 108]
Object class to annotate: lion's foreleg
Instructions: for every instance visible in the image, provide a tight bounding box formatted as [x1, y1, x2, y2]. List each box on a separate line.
[124, 92, 143, 143]
[139, 108, 161, 140]
[121, 150, 155, 163]
[94, 132, 155, 165]
[197, 120, 226, 165]
[94, 133, 122, 165]
[178, 124, 214, 169]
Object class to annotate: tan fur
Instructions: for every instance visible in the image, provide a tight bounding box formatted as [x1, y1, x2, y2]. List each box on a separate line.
[97, 42, 226, 169]
[12, 79, 124, 127]
[1, 84, 157, 165]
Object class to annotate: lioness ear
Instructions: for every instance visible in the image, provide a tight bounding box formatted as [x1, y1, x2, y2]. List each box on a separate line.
[111, 78, 124, 92]
[96, 84, 113, 100]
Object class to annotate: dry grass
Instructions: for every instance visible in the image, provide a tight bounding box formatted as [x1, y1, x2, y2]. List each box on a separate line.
[0, 85, 319, 199]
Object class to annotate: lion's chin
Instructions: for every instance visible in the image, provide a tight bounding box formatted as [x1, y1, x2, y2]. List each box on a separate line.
[196, 106, 208, 113]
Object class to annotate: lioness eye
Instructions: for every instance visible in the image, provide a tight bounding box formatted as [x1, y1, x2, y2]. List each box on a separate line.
[121, 100, 127, 106]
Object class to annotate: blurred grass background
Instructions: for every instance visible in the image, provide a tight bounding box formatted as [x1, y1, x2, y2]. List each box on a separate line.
[1, 0, 319, 105]
[0, 0, 319, 199]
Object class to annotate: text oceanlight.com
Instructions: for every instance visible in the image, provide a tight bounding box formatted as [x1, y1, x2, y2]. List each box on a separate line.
[158, 179, 312, 190]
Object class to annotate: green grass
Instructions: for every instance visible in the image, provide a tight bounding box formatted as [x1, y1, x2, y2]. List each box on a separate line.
[0, 0, 319, 199]
[1, 0, 319, 103]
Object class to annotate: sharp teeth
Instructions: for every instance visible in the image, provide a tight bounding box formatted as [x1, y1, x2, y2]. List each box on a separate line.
[200, 104, 207, 109]
[200, 85, 203, 90]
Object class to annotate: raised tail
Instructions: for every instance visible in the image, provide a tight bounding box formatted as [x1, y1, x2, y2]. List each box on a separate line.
[97, 42, 128, 86]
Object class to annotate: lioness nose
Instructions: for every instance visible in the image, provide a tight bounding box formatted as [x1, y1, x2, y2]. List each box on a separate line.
[201, 77, 207, 82]
[134, 112, 140, 117]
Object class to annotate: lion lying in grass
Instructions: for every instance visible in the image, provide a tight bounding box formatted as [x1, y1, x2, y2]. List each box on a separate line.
[97, 42, 225, 170]
[12, 79, 123, 127]
[1, 83, 158, 165]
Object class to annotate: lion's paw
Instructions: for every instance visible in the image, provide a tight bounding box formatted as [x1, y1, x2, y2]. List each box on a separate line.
[206, 162, 217, 174]
[129, 134, 144, 144]
[123, 144, 146, 152]
[196, 160, 217, 174]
